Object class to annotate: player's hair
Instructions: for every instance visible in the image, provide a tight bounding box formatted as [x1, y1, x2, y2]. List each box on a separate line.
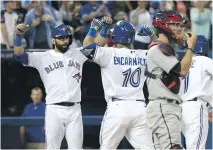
[31, 87, 43, 94]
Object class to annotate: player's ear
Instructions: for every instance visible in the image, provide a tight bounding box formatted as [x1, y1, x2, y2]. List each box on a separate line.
[52, 38, 55, 45]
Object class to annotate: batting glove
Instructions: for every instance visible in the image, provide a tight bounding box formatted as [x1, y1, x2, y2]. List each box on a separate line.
[138, 25, 158, 40]
[90, 18, 102, 31]
[137, 25, 155, 36]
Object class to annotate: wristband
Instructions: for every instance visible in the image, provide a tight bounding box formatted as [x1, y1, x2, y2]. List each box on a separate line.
[87, 28, 97, 38]
[15, 34, 23, 47]
[187, 48, 193, 52]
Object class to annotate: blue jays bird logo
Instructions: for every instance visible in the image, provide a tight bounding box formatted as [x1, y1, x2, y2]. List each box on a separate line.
[73, 72, 82, 83]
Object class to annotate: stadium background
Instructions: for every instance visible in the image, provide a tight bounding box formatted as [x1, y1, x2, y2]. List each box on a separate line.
[1, 0, 212, 149]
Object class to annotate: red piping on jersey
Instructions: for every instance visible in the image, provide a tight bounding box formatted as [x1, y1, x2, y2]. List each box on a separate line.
[167, 80, 176, 89]
[148, 41, 173, 56]
[157, 45, 173, 56]
[148, 41, 161, 49]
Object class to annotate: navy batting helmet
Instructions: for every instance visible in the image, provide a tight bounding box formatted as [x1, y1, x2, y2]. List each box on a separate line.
[112, 21, 135, 44]
[194, 35, 209, 56]
[51, 24, 73, 45]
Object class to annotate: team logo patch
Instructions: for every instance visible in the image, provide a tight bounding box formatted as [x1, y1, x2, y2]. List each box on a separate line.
[73, 72, 82, 83]
[60, 26, 68, 31]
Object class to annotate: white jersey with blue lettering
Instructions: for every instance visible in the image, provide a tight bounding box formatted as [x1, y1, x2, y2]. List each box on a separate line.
[92, 46, 147, 102]
[179, 56, 212, 150]
[24, 48, 87, 104]
[179, 55, 213, 105]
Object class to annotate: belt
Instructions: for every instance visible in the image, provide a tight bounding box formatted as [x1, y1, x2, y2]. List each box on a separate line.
[53, 102, 80, 106]
[112, 98, 145, 102]
[188, 97, 209, 107]
[150, 98, 180, 105]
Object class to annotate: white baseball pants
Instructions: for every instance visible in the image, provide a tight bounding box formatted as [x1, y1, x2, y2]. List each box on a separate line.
[45, 103, 83, 149]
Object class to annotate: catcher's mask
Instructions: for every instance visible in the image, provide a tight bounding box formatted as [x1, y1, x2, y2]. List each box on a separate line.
[153, 10, 185, 44]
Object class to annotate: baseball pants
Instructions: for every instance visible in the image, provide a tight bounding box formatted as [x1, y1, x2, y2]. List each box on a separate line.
[146, 100, 182, 149]
[99, 100, 154, 149]
[45, 103, 83, 149]
[181, 99, 209, 149]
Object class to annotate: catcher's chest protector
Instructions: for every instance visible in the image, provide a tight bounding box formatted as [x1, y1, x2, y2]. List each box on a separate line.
[145, 41, 180, 95]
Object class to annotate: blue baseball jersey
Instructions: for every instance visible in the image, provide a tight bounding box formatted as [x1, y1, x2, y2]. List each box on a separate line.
[22, 102, 46, 142]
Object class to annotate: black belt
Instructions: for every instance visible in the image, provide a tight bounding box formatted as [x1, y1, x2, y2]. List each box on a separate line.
[150, 98, 180, 105]
[112, 98, 145, 102]
[166, 99, 180, 105]
[54, 102, 80, 106]
[188, 97, 209, 107]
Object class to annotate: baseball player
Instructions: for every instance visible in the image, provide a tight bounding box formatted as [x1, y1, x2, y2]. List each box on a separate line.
[81, 19, 154, 149]
[143, 10, 197, 149]
[179, 35, 212, 149]
[13, 23, 94, 149]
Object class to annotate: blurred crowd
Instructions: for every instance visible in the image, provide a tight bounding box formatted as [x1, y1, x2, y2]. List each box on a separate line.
[1, 0, 212, 51]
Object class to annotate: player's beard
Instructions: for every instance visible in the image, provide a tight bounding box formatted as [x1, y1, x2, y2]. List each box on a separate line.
[55, 42, 69, 53]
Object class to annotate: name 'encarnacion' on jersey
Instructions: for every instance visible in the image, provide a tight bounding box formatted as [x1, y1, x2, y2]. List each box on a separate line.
[44, 60, 80, 74]
[114, 56, 146, 66]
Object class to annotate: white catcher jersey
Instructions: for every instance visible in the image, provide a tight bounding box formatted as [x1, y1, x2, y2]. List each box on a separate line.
[93, 46, 147, 102]
[24, 48, 87, 104]
[179, 55, 213, 105]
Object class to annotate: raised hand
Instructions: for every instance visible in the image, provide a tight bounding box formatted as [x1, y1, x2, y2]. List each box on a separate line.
[137, 25, 154, 36]
[91, 18, 102, 31]
[186, 32, 197, 50]
[137, 25, 158, 40]
[16, 24, 29, 35]
[32, 18, 41, 27]
[101, 16, 113, 25]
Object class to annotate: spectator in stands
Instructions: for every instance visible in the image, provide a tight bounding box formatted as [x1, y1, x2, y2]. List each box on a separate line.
[68, 26, 82, 48]
[159, 1, 175, 10]
[22, 0, 51, 11]
[130, 1, 152, 49]
[15, 1, 27, 24]
[1, 1, 18, 50]
[70, 2, 84, 42]
[24, 0, 56, 49]
[190, 1, 212, 41]
[46, 3, 63, 25]
[176, 1, 189, 22]
[20, 87, 46, 149]
[59, 0, 73, 25]
[81, 1, 111, 37]
[149, 1, 160, 18]
[106, 1, 133, 18]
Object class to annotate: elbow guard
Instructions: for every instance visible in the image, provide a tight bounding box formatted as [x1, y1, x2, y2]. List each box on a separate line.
[14, 51, 29, 65]
[169, 62, 181, 76]
[80, 43, 98, 60]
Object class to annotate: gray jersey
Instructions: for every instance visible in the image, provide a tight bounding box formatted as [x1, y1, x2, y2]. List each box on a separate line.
[146, 44, 181, 102]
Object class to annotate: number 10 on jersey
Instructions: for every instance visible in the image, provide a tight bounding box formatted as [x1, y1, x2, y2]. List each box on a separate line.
[122, 68, 142, 87]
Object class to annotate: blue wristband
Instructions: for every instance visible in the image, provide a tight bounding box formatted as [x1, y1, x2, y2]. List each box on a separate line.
[87, 28, 97, 38]
[15, 34, 23, 47]
[100, 23, 110, 38]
